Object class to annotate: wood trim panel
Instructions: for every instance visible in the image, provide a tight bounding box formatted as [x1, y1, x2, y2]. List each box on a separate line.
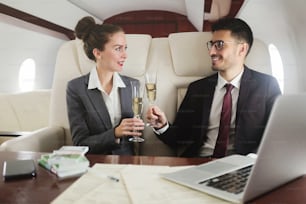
[105, 0, 244, 37]
[0, 3, 75, 40]
[105, 10, 197, 37]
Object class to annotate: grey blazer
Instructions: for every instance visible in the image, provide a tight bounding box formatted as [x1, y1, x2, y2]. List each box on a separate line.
[66, 73, 137, 155]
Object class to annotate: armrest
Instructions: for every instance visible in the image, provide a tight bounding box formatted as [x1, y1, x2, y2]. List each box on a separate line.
[0, 131, 31, 137]
[0, 126, 65, 152]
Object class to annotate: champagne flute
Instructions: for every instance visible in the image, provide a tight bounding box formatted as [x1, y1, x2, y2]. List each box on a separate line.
[129, 80, 145, 142]
[145, 70, 157, 105]
[145, 70, 157, 126]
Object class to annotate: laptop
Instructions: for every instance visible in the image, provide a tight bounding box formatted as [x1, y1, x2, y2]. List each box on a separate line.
[161, 93, 306, 203]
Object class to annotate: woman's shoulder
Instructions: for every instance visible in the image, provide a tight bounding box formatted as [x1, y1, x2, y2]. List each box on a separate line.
[119, 74, 138, 82]
[68, 73, 89, 86]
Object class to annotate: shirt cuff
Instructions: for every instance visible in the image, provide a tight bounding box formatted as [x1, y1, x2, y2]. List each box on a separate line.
[153, 122, 169, 135]
[115, 138, 121, 144]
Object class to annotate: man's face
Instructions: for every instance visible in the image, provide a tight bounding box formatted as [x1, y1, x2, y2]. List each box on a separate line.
[208, 30, 244, 73]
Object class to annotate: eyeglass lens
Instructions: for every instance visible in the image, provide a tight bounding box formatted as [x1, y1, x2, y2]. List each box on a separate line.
[207, 40, 224, 50]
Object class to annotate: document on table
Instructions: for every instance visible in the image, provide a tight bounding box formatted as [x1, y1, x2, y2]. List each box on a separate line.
[121, 165, 229, 204]
[51, 164, 230, 204]
[51, 164, 130, 204]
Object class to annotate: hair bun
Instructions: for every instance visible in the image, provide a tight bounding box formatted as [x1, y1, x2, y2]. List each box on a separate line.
[74, 16, 96, 41]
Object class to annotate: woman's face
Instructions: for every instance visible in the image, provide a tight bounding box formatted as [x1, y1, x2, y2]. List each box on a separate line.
[95, 31, 127, 73]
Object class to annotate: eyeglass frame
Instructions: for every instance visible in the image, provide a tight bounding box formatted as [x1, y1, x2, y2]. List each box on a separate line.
[206, 40, 243, 51]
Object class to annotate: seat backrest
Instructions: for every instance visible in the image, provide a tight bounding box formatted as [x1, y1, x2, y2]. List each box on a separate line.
[168, 32, 215, 112]
[0, 90, 50, 132]
[50, 30, 272, 155]
[140, 32, 214, 156]
[245, 39, 272, 75]
[166, 33, 272, 114]
[50, 34, 152, 145]
[139, 32, 272, 156]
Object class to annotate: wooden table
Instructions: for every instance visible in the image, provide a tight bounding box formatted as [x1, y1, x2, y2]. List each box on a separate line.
[0, 151, 305, 204]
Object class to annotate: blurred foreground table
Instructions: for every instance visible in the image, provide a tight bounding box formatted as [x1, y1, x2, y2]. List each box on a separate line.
[0, 151, 305, 204]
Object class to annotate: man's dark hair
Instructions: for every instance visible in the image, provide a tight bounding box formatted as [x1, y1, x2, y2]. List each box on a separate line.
[212, 18, 253, 54]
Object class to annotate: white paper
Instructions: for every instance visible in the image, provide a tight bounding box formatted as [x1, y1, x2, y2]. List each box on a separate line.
[51, 164, 230, 204]
[51, 164, 131, 204]
[121, 165, 229, 204]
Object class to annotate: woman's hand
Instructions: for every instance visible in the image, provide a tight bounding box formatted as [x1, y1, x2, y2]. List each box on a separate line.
[115, 118, 145, 138]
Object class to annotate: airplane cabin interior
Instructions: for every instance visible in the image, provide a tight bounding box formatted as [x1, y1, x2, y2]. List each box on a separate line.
[0, 0, 306, 203]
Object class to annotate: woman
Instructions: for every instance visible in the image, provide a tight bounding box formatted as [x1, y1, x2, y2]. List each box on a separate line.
[66, 16, 144, 155]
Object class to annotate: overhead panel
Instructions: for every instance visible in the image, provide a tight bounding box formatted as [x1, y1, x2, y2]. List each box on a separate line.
[185, 0, 204, 31]
[68, 0, 188, 20]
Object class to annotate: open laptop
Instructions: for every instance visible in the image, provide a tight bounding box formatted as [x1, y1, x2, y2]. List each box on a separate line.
[161, 93, 306, 203]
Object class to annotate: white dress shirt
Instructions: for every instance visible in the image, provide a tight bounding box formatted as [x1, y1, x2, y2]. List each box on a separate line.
[199, 70, 243, 156]
[87, 67, 126, 128]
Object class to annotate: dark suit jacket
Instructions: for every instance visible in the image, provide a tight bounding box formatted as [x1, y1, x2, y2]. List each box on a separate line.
[66, 73, 137, 155]
[157, 66, 282, 157]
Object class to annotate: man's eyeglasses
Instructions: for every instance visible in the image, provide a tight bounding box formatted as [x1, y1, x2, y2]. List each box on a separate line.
[206, 40, 238, 51]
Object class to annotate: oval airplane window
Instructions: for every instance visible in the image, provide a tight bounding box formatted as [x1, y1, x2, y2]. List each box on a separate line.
[19, 58, 36, 92]
[269, 44, 284, 93]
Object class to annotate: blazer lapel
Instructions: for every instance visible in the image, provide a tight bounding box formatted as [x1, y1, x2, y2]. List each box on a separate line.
[84, 75, 112, 129]
[120, 77, 134, 118]
[202, 75, 218, 124]
[236, 67, 254, 120]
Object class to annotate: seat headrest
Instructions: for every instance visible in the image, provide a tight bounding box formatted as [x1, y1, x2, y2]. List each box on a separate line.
[76, 34, 152, 77]
[245, 39, 272, 75]
[122, 34, 152, 76]
[75, 39, 95, 75]
[168, 32, 214, 77]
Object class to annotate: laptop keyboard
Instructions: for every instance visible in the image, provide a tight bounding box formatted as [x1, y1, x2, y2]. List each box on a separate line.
[199, 165, 253, 194]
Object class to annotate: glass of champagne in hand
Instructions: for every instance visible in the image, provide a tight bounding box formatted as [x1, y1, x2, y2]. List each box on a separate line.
[145, 70, 157, 126]
[145, 70, 157, 105]
[129, 80, 145, 142]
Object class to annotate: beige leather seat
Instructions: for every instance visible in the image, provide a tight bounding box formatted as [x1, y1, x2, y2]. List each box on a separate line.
[139, 32, 272, 156]
[0, 32, 272, 156]
[0, 34, 152, 152]
[0, 90, 50, 132]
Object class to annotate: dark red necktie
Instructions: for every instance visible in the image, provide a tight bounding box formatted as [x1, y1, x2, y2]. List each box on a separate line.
[213, 84, 234, 158]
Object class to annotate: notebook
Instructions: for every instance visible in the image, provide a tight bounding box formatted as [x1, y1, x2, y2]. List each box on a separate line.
[161, 93, 306, 203]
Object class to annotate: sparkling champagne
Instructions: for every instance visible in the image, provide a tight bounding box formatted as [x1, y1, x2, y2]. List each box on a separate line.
[145, 83, 156, 103]
[132, 97, 143, 116]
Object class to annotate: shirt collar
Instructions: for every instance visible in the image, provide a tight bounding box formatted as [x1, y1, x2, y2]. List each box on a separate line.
[216, 69, 244, 90]
[88, 67, 126, 91]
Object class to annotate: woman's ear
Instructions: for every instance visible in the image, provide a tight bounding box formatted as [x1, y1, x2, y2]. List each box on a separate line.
[92, 48, 101, 60]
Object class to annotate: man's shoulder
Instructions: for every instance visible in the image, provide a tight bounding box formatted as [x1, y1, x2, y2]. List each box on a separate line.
[245, 66, 274, 79]
[190, 73, 218, 86]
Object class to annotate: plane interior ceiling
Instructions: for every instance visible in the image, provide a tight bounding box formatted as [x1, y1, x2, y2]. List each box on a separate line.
[1, 0, 306, 91]
[0, 0, 244, 35]
[69, 0, 243, 31]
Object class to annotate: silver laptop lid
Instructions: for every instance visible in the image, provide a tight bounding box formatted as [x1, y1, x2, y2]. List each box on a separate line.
[161, 94, 306, 203]
[243, 93, 306, 202]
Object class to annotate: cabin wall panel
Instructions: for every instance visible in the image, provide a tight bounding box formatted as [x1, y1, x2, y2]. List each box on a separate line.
[0, 19, 65, 93]
[284, 0, 306, 92]
[294, 32, 306, 92]
[1, 0, 96, 29]
[238, 0, 302, 93]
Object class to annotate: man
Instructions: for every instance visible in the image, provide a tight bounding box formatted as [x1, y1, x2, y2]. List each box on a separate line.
[146, 17, 281, 158]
